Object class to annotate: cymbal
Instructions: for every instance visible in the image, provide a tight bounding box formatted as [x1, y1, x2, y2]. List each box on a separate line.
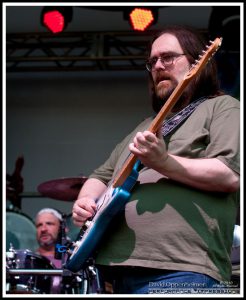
[37, 177, 87, 201]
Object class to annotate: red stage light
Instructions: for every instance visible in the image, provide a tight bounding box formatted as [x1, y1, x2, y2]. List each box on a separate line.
[41, 7, 73, 34]
[129, 8, 155, 31]
[43, 10, 65, 34]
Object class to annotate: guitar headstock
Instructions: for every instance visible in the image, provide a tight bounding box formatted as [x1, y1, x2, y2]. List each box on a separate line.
[185, 37, 223, 80]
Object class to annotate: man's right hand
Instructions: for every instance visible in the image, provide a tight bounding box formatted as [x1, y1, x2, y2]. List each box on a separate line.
[71, 178, 107, 227]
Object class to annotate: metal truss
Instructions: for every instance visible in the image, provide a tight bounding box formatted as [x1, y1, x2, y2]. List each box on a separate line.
[6, 31, 157, 72]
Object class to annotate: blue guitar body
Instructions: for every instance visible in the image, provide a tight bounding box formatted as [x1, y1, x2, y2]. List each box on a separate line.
[65, 160, 141, 272]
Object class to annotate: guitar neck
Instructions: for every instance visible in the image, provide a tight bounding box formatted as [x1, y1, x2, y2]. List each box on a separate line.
[112, 78, 190, 188]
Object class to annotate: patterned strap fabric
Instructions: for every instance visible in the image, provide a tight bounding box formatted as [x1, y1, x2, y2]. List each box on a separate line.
[161, 97, 207, 137]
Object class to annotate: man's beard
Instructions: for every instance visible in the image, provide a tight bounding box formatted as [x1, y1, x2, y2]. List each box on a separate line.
[152, 83, 176, 113]
[38, 240, 55, 247]
[151, 74, 192, 113]
[38, 234, 57, 247]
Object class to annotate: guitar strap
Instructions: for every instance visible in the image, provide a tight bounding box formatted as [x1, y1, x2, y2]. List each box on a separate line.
[136, 97, 208, 172]
[161, 96, 207, 137]
[119, 97, 208, 174]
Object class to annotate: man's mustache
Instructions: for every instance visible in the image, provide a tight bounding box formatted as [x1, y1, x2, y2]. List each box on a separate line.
[40, 233, 52, 238]
[155, 71, 173, 84]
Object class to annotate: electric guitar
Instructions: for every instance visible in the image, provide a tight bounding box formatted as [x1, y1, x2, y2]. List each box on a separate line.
[65, 37, 222, 272]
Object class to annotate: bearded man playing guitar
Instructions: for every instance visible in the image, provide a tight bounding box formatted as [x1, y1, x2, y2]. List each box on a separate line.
[71, 25, 240, 294]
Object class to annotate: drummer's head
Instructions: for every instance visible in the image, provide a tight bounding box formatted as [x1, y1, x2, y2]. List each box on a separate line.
[35, 208, 62, 248]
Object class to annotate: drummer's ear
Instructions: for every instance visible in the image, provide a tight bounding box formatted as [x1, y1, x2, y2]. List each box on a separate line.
[65, 226, 69, 234]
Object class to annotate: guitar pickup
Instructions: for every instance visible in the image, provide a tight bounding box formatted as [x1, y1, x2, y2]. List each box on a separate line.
[84, 220, 92, 228]
[79, 220, 93, 238]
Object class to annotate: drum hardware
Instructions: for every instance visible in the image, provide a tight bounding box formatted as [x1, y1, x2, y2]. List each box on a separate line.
[6, 156, 24, 210]
[6, 244, 92, 294]
[37, 176, 88, 201]
[7, 268, 87, 294]
[86, 264, 103, 294]
[64, 242, 102, 294]
[61, 268, 84, 294]
[6, 248, 55, 294]
[7, 266, 85, 293]
[75, 257, 103, 294]
[6, 245, 101, 294]
[56, 245, 92, 294]
[8, 269, 64, 275]
[6, 243, 15, 260]
[62, 264, 102, 295]
[6, 210, 38, 251]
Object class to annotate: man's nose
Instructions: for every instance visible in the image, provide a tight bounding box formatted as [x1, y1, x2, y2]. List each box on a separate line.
[40, 224, 48, 231]
[153, 58, 165, 70]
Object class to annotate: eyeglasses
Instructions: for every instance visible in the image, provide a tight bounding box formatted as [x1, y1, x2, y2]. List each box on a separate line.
[146, 53, 186, 72]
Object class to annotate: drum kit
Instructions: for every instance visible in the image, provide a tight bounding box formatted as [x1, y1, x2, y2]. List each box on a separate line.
[6, 176, 103, 295]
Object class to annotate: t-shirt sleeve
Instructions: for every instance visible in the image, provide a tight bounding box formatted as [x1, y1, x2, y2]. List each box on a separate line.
[205, 96, 240, 174]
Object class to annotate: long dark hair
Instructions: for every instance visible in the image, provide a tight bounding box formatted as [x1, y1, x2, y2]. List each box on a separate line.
[148, 25, 224, 113]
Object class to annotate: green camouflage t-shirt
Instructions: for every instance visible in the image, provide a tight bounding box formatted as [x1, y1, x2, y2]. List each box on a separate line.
[90, 95, 240, 282]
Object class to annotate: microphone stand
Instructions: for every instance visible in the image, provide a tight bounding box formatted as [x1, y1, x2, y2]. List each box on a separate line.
[55, 214, 67, 265]
[61, 214, 67, 266]
[55, 214, 83, 293]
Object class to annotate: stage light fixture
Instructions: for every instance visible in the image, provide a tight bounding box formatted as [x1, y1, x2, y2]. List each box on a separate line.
[41, 7, 73, 34]
[126, 8, 158, 31]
